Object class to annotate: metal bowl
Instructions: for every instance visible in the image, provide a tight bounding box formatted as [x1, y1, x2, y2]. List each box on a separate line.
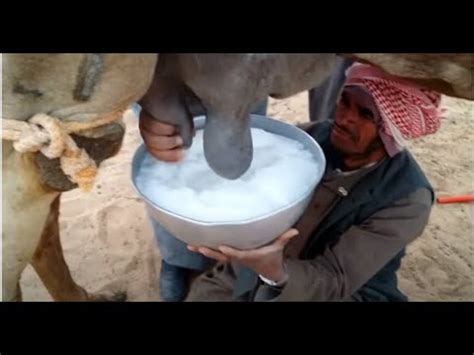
[131, 114, 326, 250]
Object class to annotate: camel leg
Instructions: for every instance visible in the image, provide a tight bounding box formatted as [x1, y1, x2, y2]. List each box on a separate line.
[14, 282, 23, 301]
[31, 196, 126, 302]
[2, 147, 61, 302]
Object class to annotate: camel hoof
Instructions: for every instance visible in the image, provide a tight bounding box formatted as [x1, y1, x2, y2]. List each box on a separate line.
[89, 291, 127, 302]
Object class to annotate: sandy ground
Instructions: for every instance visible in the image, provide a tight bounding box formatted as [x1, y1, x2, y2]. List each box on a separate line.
[20, 93, 473, 301]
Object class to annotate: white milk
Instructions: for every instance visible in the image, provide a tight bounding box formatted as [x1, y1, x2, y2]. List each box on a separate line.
[136, 128, 319, 222]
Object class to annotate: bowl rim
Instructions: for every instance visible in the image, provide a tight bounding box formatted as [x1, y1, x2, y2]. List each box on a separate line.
[131, 114, 326, 226]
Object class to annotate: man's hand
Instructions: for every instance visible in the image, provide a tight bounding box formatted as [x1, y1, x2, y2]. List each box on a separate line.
[138, 109, 185, 162]
[187, 229, 299, 283]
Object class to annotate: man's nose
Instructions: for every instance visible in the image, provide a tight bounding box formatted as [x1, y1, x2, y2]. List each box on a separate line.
[339, 107, 357, 125]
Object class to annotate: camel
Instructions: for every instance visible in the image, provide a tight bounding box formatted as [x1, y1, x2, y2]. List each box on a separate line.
[2, 53, 473, 301]
[2, 54, 158, 301]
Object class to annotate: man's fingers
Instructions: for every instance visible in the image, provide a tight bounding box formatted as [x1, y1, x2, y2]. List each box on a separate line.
[218, 230, 298, 259]
[196, 247, 230, 263]
[187, 245, 199, 253]
[218, 246, 246, 260]
[139, 111, 178, 136]
[142, 133, 183, 151]
[187, 245, 229, 262]
[139, 110, 186, 162]
[146, 147, 185, 162]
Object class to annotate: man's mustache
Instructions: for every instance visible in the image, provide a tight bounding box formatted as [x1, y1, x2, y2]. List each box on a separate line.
[334, 123, 358, 141]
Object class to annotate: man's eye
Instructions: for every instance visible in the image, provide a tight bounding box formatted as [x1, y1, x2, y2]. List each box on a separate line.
[341, 96, 350, 107]
[359, 107, 374, 120]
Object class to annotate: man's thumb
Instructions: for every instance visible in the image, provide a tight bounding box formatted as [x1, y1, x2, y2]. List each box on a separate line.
[276, 228, 299, 247]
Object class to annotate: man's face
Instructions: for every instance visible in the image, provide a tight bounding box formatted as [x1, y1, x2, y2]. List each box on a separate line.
[330, 87, 382, 155]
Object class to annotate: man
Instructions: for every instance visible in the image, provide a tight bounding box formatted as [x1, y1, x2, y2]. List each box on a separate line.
[141, 63, 442, 301]
[138, 57, 351, 302]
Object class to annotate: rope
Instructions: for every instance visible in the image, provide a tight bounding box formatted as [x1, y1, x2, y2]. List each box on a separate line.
[2, 109, 126, 191]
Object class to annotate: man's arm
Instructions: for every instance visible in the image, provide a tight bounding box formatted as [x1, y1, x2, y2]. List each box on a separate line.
[253, 188, 432, 301]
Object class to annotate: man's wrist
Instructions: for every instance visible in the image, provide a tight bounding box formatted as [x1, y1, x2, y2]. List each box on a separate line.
[259, 263, 289, 287]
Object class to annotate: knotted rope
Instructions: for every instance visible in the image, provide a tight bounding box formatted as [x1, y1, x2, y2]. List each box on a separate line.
[2, 109, 126, 191]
